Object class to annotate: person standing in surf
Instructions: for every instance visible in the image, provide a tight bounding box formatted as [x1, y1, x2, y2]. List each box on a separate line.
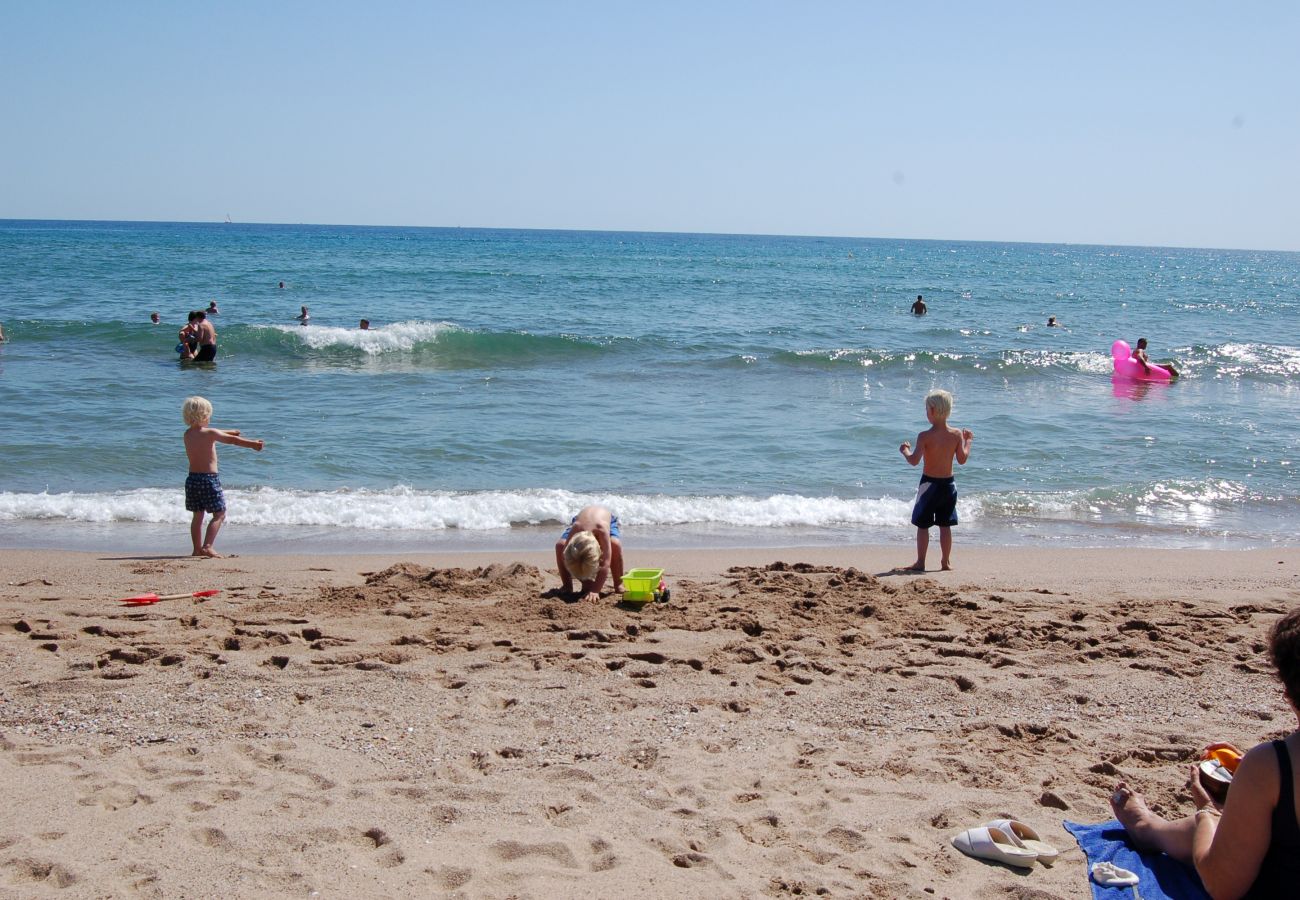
[193, 310, 217, 361]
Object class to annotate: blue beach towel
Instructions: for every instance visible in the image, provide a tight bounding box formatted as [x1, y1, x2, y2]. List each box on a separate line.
[1064, 820, 1209, 900]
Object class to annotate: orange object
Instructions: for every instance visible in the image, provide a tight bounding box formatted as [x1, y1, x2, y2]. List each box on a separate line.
[1203, 743, 1243, 773]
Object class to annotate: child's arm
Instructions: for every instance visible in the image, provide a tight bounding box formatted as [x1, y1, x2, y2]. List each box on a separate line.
[899, 432, 924, 466]
[215, 430, 264, 452]
[956, 429, 973, 465]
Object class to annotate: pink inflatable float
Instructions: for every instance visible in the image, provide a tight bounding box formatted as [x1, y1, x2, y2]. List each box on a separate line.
[1111, 340, 1174, 382]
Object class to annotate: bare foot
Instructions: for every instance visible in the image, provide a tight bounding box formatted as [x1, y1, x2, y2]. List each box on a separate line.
[198, 547, 223, 559]
[1110, 783, 1161, 850]
[896, 563, 925, 572]
[941, 562, 953, 571]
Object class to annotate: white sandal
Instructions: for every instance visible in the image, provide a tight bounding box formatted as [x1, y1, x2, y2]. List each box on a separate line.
[982, 818, 1060, 864]
[951, 826, 1038, 868]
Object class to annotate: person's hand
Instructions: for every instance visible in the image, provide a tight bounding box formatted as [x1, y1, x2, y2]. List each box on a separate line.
[253, 440, 264, 452]
[962, 429, 974, 441]
[899, 442, 911, 454]
[1189, 764, 1223, 812]
[581, 591, 601, 603]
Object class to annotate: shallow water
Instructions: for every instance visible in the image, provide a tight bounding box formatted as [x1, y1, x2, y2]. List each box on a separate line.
[1, 220, 1297, 550]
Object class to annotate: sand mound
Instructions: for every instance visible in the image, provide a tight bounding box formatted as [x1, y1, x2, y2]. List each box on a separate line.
[1, 550, 1294, 898]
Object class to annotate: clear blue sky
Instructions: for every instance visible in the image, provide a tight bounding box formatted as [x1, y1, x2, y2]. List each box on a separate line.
[3, 2, 1298, 250]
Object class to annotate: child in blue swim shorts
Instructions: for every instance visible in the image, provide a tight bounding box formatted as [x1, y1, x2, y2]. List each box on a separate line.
[898, 389, 974, 572]
[554, 505, 624, 602]
[182, 396, 264, 558]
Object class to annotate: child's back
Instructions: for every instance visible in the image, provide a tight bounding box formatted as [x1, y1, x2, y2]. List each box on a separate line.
[916, 422, 966, 478]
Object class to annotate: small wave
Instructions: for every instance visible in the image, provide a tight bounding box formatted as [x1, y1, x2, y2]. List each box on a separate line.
[770, 348, 1112, 375]
[251, 321, 611, 365]
[7, 319, 614, 368]
[256, 320, 459, 356]
[1183, 342, 1300, 379]
[0, 487, 925, 531]
[1, 480, 1289, 536]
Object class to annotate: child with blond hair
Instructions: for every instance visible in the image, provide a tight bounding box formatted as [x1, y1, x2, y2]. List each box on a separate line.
[182, 396, 264, 557]
[899, 389, 973, 571]
[555, 505, 624, 602]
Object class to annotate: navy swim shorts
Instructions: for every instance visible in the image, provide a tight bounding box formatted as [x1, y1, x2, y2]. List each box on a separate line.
[910, 475, 957, 528]
[561, 514, 621, 540]
[185, 472, 226, 514]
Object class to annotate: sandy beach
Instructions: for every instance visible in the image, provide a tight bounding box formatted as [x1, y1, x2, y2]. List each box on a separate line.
[2, 544, 1298, 898]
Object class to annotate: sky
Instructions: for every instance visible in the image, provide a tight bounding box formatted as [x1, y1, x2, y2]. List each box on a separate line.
[2, 2, 1298, 250]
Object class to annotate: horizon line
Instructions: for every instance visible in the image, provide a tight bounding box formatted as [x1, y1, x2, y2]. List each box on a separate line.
[1, 216, 1296, 256]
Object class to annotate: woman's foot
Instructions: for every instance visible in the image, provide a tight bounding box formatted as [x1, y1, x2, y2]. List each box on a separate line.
[1111, 783, 1159, 846]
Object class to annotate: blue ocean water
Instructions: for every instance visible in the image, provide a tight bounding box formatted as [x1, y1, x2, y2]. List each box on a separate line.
[1, 219, 1297, 552]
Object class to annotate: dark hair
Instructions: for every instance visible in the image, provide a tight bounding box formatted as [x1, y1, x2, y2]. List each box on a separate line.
[1136, 337, 1148, 347]
[1271, 607, 1300, 705]
[195, 311, 206, 321]
[187, 310, 200, 322]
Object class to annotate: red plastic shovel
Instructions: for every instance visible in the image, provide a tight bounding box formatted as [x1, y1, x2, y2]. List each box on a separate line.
[119, 589, 222, 606]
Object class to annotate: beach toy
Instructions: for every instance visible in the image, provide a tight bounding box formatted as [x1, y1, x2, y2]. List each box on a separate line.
[1203, 743, 1243, 773]
[621, 568, 665, 603]
[1111, 340, 1175, 382]
[119, 589, 222, 606]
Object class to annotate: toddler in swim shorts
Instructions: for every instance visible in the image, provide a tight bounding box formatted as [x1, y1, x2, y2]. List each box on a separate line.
[898, 389, 974, 572]
[554, 504, 624, 602]
[182, 396, 264, 558]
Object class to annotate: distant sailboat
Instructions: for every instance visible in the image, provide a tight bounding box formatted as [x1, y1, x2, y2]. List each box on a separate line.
[224, 213, 232, 224]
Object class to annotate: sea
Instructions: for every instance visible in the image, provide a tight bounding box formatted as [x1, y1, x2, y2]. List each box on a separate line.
[1, 220, 1297, 554]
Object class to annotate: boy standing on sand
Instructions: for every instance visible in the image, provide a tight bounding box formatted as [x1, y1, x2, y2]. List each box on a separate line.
[555, 504, 625, 602]
[899, 389, 973, 571]
[182, 396, 263, 558]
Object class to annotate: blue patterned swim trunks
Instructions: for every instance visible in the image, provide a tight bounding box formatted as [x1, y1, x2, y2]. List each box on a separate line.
[910, 475, 957, 528]
[185, 472, 226, 513]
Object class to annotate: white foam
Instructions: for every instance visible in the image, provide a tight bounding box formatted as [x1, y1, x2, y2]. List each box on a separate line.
[259, 320, 460, 355]
[0, 487, 934, 531]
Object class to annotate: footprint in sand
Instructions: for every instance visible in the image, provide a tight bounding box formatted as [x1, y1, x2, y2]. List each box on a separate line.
[4, 857, 78, 888]
[77, 781, 151, 811]
[490, 840, 580, 869]
[426, 865, 473, 889]
[190, 827, 232, 849]
[588, 837, 619, 872]
[357, 827, 406, 868]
